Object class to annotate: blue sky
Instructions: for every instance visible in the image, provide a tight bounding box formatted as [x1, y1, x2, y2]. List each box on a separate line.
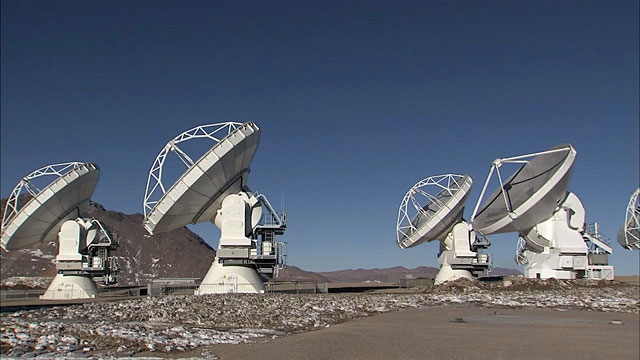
[2, 1, 638, 274]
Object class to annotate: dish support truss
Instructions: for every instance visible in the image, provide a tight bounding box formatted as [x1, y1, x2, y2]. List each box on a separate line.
[1, 162, 85, 234]
[143, 122, 243, 217]
[396, 174, 491, 284]
[619, 188, 640, 250]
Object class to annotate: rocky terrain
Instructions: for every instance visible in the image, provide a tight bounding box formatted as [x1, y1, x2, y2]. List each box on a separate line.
[1, 277, 637, 358]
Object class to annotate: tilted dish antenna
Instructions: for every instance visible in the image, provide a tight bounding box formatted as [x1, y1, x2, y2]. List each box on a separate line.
[397, 174, 472, 248]
[1, 162, 118, 299]
[143, 121, 286, 294]
[618, 188, 640, 250]
[2, 162, 99, 250]
[470, 144, 576, 235]
[471, 144, 614, 280]
[143, 122, 256, 234]
[396, 174, 491, 284]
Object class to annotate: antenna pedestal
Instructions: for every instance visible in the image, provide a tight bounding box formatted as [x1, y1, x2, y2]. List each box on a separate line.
[434, 264, 474, 285]
[41, 218, 118, 299]
[41, 274, 98, 300]
[196, 192, 286, 294]
[196, 259, 265, 294]
[519, 193, 614, 280]
[434, 222, 492, 285]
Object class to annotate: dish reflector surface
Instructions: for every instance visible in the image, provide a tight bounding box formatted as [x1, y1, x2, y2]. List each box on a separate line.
[1, 162, 99, 250]
[397, 174, 472, 249]
[472, 144, 575, 235]
[143, 122, 260, 235]
[618, 188, 640, 250]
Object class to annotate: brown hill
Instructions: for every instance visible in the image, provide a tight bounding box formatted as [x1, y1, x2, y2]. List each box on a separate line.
[318, 266, 438, 283]
[1, 197, 216, 286]
[275, 265, 331, 282]
[279, 265, 522, 283]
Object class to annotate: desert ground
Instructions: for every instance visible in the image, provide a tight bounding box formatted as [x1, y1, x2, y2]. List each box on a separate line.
[1, 277, 638, 359]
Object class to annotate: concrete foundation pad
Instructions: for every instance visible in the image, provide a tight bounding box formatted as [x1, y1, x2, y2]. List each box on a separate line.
[210, 306, 639, 360]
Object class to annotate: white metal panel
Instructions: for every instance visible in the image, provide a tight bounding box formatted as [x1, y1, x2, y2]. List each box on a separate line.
[239, 123, 259, 170]
[227, 128, 249, 177]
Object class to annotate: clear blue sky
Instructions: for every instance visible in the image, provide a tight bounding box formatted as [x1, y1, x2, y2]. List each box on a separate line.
[2, 1, 638, 274]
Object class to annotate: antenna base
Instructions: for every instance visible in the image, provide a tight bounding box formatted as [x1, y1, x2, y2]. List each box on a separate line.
[518, 193, 614, 280]
[196, 259, 265, 294]
[40, 274, 98, 300]
[434, 265, 474, 285]
[434, 222, 493, 284]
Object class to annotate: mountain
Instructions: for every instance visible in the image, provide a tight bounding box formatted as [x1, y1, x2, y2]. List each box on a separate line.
[1, 197, 216, 286]
[318, 266, 439, 283]
[277, 265, 522, 283]
[85, 202, 216, 285]
[275, 265, 331, 282]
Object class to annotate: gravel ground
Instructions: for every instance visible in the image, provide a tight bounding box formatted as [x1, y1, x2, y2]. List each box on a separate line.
[1, 278, 638, 358]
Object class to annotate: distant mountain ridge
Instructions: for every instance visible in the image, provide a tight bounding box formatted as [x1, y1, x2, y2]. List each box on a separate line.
[277, 265, 521, 283]
[318, 265, 438, 283]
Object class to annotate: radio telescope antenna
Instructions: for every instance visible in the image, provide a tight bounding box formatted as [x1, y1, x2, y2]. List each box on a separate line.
[618, 188, 640, 250]
[142, 122, 287, 294]
[472, 144, 614, 280]
[1, 162, 118, 299]
[396, 174, 491, 285]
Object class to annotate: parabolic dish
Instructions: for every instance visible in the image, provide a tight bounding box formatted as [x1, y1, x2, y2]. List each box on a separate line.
[617, 188, 640, 250]
[1, 162, 99, 250]
[472, 144, 576, 235]
[143, 122, 260, 235]
[397, 174, 472, 249]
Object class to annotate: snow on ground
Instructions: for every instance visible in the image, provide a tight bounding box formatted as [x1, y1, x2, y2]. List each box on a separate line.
[1, 277, 53, 290]
[1, 279, 638, 358]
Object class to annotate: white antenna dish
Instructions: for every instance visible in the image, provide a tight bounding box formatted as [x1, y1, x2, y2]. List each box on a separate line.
[1, 162, 99, 250]
[397, 174, 472, 248]
[471, 144, 576, 234]
[472, 144, 614, 280]
[618, 188, 640, 250]
[143, 122, 257, 234]
[396, 174, 491, 284]
[1, 162, 118, 299]
[143, 122, 287, 294]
